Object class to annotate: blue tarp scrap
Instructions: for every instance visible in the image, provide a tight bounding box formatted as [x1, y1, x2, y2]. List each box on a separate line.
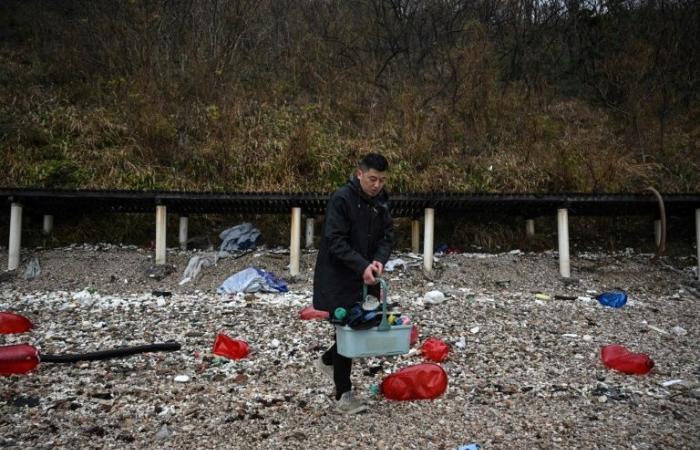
[217, 267, 289, 294]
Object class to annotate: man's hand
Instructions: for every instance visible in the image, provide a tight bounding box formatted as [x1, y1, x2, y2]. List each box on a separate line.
[362, 264, 378, 285]
[371, 261, 384, 276]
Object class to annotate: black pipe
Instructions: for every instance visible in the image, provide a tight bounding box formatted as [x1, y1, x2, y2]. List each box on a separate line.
[40, 341, 181, 363]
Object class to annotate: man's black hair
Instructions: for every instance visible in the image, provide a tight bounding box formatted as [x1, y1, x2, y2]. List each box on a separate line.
[359, 153, 389, 172]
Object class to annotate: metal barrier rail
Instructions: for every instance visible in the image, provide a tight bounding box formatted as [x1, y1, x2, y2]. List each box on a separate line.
[1, 188, 699, 281]
[1, 188, 699, 217]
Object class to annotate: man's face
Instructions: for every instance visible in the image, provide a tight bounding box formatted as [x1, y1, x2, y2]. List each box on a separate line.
[357, 168, 387, 197]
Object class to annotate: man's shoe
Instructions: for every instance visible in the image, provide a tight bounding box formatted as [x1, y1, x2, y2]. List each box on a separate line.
[336, 391, 367, 414]
[314, 356, 334, 382]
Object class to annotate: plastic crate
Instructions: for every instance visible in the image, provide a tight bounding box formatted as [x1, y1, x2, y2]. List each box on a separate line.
[335, 323, 411, 358]
[334, 279, 410, 358]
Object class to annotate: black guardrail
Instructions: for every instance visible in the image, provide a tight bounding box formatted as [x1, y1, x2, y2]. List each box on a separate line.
[1, 188, 699, 218]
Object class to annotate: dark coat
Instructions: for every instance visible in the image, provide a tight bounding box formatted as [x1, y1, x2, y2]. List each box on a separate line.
[312, 177, 393, 312]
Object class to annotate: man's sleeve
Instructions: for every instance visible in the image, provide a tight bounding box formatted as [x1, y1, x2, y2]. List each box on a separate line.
[372, 204, 394, 265]
[325, 194, 370, 275]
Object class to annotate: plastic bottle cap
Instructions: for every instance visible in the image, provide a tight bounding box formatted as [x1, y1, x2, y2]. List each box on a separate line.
[334, 307, 347, 320]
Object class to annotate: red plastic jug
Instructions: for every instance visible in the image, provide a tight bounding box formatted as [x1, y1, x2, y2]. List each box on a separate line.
[410, 325, 419, 346]
[381, 363, 448, 401]
[421, 337, 449, 362]
[298, 306, 329, 320]
[601, 344, 654, 375]
[0, 312, 33, 334]
[0, 344, 40, 375]
[212, 333, 250, 360]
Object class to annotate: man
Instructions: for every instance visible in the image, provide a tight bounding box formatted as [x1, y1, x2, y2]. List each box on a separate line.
[312, 153, 394, 414]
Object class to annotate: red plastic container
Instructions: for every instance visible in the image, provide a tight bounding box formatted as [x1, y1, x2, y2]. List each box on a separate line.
[421, 337, 449, 362]
[601, 344, 654, 375]
[0, 344, 40, 375]
[381, 363, 448, 401]
[410, 325, 419, 346]
[212, 333, 250, 360]
[298, 306, 329, 320]
[0, 312, 33, 334]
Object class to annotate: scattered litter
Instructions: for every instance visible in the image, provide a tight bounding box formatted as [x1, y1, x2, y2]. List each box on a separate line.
[554, 295, 577, 300]
[174, 375, 190, 383]
[671, 326, 687, 336]
[423, 290, 446, 304]
[561, 333, 578, 338]
[385, 258, 407, 272]
[217, 267, 288, 294]
[381, 363, 448, 401]
[646, 324, 669, 335]
[455, 444, 481, 450]
[219, 223, 262, 253]
[155, 424, 172, 440]
[298, 305, 329, 320]
[151, 290, 172, 297]
[0, 312, 32, 334]
[23, 257, 41, 280]
[601, 344, 654, 375]
[455, 337, 466, 349]
[179, 253, 218, 285]
[660, 379, 684, 387]
[469, 326, 480, 334]
[535, 293, 551, 300]
[212, 333, 250, 360]
[597, 291, 627, 308]
[421, 337, 449, 362]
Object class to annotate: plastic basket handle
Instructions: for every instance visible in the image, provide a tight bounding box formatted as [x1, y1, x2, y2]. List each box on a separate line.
[363, 279, 390, 331]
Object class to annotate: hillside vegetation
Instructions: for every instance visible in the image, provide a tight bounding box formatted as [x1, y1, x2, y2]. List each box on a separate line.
[1, 0, 698, 193]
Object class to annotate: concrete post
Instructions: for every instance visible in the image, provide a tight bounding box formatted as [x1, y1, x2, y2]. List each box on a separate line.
[423, 208, 435, 272]
[695, 209, 700, 280]
[305, 217, 314, 249]
[557, 208, 570, 278]
[526, 219, 535, 238]
[155, 205, 167, 265]
[411, 220, 420, 254]
[290, 207, 301, 276]
[179, 216, 189, 250]
[43, 215, 54, 235]
[8, 203, 22, 271]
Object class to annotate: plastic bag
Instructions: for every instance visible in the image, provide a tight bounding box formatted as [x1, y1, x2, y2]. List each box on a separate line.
[421, 337, 449, 362]
[381, 363, 448, 401]
[0, 312, 33, 334]
[601, 344, 654, 375]
[596, 291, 627, 308]
[298, 306, 329, 320]
[212, 333, 250, 360]
[0, 344, 39, 375]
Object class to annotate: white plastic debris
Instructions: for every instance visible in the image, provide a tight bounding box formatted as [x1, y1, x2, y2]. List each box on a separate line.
[174, 375, 190, 383]
[385, 258, 407, 272]
[660, 380, 684, 387]
[469, 326, 480, 334]
[423, 290, 446, 304]
[647, 324, 669, 335]
[671, 326, 687, 336]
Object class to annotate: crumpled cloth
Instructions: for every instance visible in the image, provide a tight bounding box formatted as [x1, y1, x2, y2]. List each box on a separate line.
[219, 223, 262, 253]
[217, 267, 288, 294]
[179, 253, 218, 285]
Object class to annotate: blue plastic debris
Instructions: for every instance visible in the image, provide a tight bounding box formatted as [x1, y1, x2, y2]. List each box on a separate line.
[217, 267, 288, 294]
[455, 444, 481, 450]
[596, 291, 628, 308]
